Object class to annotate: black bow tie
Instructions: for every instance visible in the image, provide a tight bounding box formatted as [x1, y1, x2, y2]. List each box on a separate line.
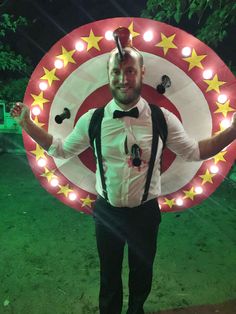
[113, 107, 139, 119]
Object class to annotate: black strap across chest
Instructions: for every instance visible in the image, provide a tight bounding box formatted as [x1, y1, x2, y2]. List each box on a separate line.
[88, 104, 168, 204]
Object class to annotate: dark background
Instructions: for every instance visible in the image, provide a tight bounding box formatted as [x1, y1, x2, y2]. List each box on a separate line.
[1, 0, 235, 69]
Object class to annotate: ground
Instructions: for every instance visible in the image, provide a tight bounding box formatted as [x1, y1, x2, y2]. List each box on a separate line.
[0, 152, 235, 314]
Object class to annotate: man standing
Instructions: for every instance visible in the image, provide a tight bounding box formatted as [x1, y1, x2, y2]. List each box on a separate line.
[11, 46, 236, 314]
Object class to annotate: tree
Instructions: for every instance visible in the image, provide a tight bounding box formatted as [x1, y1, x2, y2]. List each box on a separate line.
[141, 0, 236, 48]
[0, 13, 32, 102]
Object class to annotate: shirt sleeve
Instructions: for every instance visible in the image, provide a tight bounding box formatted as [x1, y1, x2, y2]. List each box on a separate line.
[47, 109, 96, 159]
[162, 108, 200, 161]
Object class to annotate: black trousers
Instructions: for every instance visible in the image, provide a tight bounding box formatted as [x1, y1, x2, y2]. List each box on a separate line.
[93, 197, 161, 314]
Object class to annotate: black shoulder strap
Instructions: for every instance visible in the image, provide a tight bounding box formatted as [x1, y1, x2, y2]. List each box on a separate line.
[141, 104, 168, 203]
[88, 107, 108, 201]
[88, 107, 105, 149]
[149, 104, 168, 148]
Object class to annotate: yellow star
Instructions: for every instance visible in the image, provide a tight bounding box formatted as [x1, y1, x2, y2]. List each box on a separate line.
[57, 184, 73, 197]
[204, 74, 226, 93]
[128, 21, 140, 39]
[80, 195, 95, 208]
[183, 48, 207, 71]
[199, 169, 216, 185]
[212, 151, 227, 164]
[31, 92, 50, 111]
[56, 46, 76, 67]
[41, 168, 57, 182]
[33, 116, 45, 128]
[30, 143, 46, 161]
[156, 33, 177, 56]
[163, 198, 175, 208]
[81, 29, 103, 51]
[214, 100, 235, 118]
[183, 187, 197, 200]
[40, 67, 60, 86]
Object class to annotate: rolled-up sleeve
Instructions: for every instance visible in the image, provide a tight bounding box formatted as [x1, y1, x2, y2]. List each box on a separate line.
[47, 109, 96, 159]
[162, 108, 200, 161]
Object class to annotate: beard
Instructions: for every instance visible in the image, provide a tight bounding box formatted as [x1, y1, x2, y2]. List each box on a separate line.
[109, 81, 142, 107]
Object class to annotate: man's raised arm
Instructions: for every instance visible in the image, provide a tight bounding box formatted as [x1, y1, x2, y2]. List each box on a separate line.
[10, 102, 53, 151]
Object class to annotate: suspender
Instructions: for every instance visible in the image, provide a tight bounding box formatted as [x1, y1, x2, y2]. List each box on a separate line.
[141, 105, 159, 203]
[88, 104, 167, 203]
[89, 108, 109, 201]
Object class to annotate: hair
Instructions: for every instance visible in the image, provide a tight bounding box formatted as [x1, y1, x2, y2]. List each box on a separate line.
[107, 47, 144, 70]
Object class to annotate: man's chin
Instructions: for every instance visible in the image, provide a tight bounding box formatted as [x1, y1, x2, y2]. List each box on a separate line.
[115, 97, 138, 106]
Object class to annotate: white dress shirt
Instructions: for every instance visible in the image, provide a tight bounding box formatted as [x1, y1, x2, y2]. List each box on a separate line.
[48, 97, 200, 207]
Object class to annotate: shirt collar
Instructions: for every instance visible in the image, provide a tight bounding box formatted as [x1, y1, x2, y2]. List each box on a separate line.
[105, 97, 147, 117]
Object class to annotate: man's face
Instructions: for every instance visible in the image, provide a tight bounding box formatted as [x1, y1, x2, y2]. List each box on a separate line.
[108, 49, 145, 109]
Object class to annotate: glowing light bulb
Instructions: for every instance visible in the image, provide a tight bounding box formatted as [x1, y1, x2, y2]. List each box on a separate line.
[69, 192, 77, 201]
[176, 198, 184, 206]
[37, 158, 47, 167]
[217, 94, 227, 104]
[39, 81, 48, 91]
[105, 30, 114, 41]
[220, 119, 231, 129]
[203, 69, 213, 79]
[195, 186, 203, 194]
[143, 31, 153, 42]
[210, 165, 219, 174]
[31, 107, 41, 116]
[54, 59, 63, 69]
[182, 47, 191, 57]
[75, 41, 85, 51]
[51, 178, 59, 187]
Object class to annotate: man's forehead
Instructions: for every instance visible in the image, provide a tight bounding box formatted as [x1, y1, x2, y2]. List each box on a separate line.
[108, 48, 141, 67]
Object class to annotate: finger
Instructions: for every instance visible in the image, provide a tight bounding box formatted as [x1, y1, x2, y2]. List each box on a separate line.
[10, 110, 18, 117]
[10, 107, 21, 116]
[16, 102, 23, 108]
[10, 103, 20, 112]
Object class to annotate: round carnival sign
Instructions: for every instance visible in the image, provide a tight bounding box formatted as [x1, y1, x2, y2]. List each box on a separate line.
[23, 17, 236, 213]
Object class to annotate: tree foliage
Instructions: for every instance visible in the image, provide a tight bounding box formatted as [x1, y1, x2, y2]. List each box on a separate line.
[141, 0, 236, 47]
[0, 14, 32, 102]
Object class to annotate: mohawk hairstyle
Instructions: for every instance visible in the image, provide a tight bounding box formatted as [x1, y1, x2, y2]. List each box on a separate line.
[107, 47, 144, 69]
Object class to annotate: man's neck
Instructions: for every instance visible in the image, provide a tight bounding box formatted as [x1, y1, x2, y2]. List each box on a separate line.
[115, 97, 140, 110]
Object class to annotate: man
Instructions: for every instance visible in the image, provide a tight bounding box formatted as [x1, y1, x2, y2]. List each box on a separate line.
[11, 47, 236, 314]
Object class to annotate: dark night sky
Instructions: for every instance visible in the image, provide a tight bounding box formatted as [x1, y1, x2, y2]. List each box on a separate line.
[1, 0, 236, 68]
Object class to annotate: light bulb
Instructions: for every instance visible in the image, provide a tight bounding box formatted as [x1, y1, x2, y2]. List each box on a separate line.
[210, 165, 219, 174]
[143, 31, 153, 42]
[176, 198, 184, 206]
[195, 186, 203, 194]
[203, 69, 213, 79]
[51, 178, 59, 187]
[182, 47, 191, 57]
[31, 107, 41, 116]
[69, 192, 77, 201]
[39, 81, 48, 91]
[217, 94, 227, 104]
[75, 41, 85, 52]
[54, 59, 63, 69]
[220, 119, 231, 129]
[105, 31, 114, 41]
[37, 158, 47, 167]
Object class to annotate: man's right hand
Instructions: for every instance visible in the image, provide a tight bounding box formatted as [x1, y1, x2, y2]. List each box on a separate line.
[10, 102, 31, 127]
[10, 102, 53, 150]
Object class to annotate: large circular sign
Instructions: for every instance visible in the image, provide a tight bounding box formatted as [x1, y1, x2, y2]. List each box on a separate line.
[23, 17, 236, 213]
